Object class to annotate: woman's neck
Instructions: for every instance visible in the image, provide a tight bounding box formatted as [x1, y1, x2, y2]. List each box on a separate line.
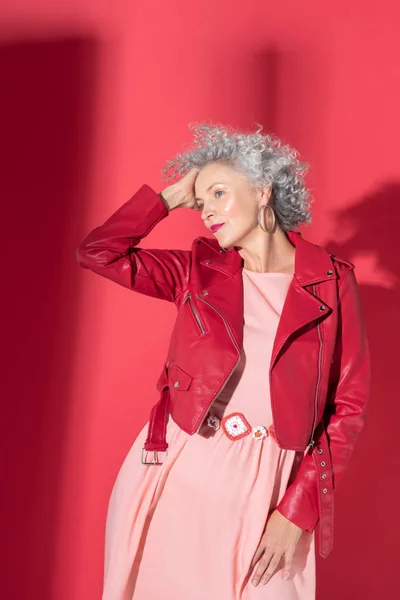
[237, 227, 295, 274]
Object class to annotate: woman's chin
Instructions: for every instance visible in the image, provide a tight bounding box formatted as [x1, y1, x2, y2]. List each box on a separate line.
[213, 228, 241, 250]
[218, 232, 241, 249]
[216, 236, 232, 249]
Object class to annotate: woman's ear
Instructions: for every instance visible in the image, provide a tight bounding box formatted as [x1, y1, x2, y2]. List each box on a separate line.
[257, 185, 273, 208]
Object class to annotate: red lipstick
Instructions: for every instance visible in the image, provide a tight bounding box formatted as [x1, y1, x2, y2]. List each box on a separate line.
[210, 223, 224, 233]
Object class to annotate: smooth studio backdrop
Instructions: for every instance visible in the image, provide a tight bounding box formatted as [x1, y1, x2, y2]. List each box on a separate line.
[1, 1, 399, 599]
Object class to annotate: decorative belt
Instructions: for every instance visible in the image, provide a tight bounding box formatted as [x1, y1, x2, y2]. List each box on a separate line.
[141, 401, 276, 466]
[205, 411, 277, 442]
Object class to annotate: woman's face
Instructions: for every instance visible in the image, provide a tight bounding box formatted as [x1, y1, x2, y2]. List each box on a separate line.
[194, 161, 270, 248]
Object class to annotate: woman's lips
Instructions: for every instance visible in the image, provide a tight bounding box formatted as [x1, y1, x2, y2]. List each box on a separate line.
[210, 223, 225, 233]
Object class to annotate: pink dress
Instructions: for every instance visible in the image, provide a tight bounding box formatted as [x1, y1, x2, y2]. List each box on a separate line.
[102, 269, 316, 600]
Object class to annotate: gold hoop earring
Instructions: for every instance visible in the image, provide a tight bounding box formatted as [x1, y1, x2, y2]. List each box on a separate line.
[257, 204, 276, 233]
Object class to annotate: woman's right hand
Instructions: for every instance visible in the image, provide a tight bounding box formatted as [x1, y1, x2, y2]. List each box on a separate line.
[159, 168, 200, 211]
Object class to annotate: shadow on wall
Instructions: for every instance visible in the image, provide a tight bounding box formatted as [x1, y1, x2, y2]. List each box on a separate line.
[317, 182, 400, 599]
[0, 37, 99, 600]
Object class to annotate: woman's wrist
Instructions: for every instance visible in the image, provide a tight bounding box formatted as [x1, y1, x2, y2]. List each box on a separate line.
[158, 190, 180, 211]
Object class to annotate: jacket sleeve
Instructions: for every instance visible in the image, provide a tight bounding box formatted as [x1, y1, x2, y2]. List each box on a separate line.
[76, 184, 191, 303]
[275, 267, 371, 532]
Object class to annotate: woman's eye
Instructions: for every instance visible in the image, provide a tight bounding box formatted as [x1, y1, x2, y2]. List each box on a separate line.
[196, 204, 204, 210]
[215, 190, 224, 198]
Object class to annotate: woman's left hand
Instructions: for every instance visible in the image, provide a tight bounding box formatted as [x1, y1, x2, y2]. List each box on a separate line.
[249, 509, 303, 586]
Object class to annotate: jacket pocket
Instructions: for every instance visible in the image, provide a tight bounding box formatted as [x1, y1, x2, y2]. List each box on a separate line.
[168, 363, 193, 391]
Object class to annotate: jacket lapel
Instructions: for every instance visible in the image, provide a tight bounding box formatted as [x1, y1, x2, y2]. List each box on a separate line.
[270, 232, 337, 369]
[194, 239, 244, 348]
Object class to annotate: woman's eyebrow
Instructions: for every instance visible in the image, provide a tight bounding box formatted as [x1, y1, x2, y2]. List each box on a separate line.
[195, 182, 225, 201]
[207, 181, 225, 191]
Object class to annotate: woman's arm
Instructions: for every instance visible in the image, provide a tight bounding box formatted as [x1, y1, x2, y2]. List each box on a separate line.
[275, 267, 371, 532]
[76, 171, 199, 303]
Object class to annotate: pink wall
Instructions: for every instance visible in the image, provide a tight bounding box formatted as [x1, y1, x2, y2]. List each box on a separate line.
[1, 1, 399, 598]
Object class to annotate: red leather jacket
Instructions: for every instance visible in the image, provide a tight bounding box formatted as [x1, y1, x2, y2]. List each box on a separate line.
[77, 184, 370, 559]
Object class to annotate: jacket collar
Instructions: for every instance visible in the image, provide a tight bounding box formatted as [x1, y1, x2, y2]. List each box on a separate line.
[287, 231, 337, 286]
[196, 231, 337, 285]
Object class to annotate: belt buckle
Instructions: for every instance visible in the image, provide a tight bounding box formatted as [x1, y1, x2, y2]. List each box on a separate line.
[141, 447, 168, 466]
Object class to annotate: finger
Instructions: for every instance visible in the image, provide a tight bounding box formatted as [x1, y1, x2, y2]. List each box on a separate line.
[188, 167, 200, 179]
[260, 553, 284, 586]
[251, 549, 274, 587]
[261, 556, 283, 585]
[249, 544, 265, 571]
[186, 169, 200, 206]
[282, 551, 295, 580]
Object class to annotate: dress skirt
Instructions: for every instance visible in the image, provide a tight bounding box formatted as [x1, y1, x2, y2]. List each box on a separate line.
[102, 270, 316, 599]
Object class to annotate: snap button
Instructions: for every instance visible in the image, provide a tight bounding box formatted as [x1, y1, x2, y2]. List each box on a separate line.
[204, 259, 212, 264]
[173, 381, 180, 388]
[322, 488, 328, 494]
[318, 448, 323, 454]
[327, 270, 334, 276]
[321, 461, 326, 466]
[202, 290, 210, 295]
[322, 473, 327, 479]
[319, 305, 327, 311]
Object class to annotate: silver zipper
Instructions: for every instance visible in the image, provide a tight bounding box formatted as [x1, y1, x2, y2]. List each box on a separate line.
[194, 293, 241, 432]
[308, 284, 323, 449]
[183, 292, 206, 335]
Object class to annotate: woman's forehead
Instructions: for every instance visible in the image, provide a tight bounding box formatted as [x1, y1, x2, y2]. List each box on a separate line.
[195, 162, 244, 191]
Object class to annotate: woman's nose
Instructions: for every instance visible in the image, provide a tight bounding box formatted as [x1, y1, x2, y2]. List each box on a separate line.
[201, 204, 215, 220]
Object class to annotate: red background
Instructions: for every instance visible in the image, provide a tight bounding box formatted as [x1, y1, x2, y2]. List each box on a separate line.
[1, 1, 399, 598]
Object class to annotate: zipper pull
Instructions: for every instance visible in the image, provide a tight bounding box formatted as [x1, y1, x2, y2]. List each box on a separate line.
[307, 438, 315, 450]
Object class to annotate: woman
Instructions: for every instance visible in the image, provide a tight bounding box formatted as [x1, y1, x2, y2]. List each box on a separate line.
[77, 123, 370, 599]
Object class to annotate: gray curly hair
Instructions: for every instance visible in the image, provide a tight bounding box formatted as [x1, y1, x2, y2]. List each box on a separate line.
[161, 122, 313, 231]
